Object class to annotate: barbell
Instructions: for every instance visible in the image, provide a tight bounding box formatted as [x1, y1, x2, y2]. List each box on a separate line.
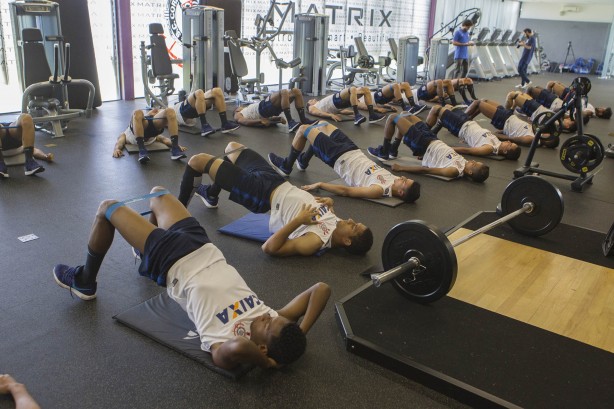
[371, 176, 564, 303]
[532, 111, 563, 141]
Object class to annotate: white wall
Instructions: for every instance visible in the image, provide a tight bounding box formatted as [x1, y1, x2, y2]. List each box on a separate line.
[434, 0, 521, 35]
[520, 2, 614, 23]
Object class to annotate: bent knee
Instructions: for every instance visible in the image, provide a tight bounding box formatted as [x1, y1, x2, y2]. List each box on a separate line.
[97, 199, 120, 219]
[187, 153, 213, 170]
[150, 186, 167, 194]
[225, 141, 244, 153]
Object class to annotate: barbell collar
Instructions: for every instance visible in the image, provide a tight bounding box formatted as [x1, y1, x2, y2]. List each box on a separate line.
[450, 203, 533, 247]
[371, 257, 421, 287]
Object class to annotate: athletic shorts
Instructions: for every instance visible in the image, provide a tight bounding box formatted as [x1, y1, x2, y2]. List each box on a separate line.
[560, 87, 571, 99]
[123, 124, 158, 146]
[140, 217, 211, 286]
[174, 101, 198, 126]
[258, 97, 282, 118]
[417, 85, 432, 101]
[520, 99, 541, 117]
[214, 148, 285, 214]
[374, 90, 393, 105]
[490, 106, 514, 130]
[536, 89, 557, 109]
[0, 124, 22, 151]
[440, 110, 469, 137]
[311, 129, 358, 168]
[402, 121, 438, 156]
[332, 92, 350, 109]
[550, 98, 563, 112]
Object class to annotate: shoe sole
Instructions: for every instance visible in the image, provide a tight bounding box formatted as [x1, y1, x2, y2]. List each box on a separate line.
[201, 131, 216, 137]
[171, 154, 187, 160]
[410, 105, 427, 115]
[354, 117, 367, 126]
[132, 247, 142, 260]
[0, 172, 10, 178]
[369, 116, 387, 124]
[288, 123, 301, 132]
[221, 125, 240, 134]
[138, 156, 150, 164]
[53, 267, 96, 300]
[366, 149, 387, 161]
[25, 167, 45, 176]
[267, 154, 291, 178]
[194, 192, 218, 209]
[388, 154, 398, 160]
[296, 162, 307, 171]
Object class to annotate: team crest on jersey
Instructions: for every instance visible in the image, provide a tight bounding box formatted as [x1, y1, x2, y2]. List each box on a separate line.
[215, 294, 262, 324]
[233, 322, 250, 338]
[377, 175, 386, 184]
[319, 223, 331, 235]
[384, 187, 390, 195]
[365, 164, 382, 175]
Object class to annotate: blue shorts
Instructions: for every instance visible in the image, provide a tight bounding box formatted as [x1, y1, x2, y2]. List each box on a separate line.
[521, 99, 540, 117]
[440, 110, 469, 137]
[417, 85, 432, 101]
[215, 149, 285, 214]
[1, 123, 21, 150]
[258, 97, 282, 118]
[130, 118, 163, 140]
[491, 106, 514, 130]
[560, 87, 571, 99]
[402, 121, 438, 156]
[374, 90, 392, 105]
[311, 129, 358, 167]
[536, 89, 557, 108]
[179, 100, 199, 119]
[140, 217, 211, 287]
[332, 92, 350, 109]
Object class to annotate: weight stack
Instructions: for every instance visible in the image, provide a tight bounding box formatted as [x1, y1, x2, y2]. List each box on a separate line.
[428, 37, 450, 81]
[397, 36, 419, 85]
[293, 13, 329, 96]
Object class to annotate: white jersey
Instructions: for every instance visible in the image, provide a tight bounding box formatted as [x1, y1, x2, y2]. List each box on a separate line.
[314, 95, 341, 114]
[166, 243, 277, 352]
[334, 150, 395, 197]
[239, 101, 263, 120]
[123, 126, 158, 146]
[549, 97, 564, 112]
[582, 100, 595, 116]
[504, 115, 534, 139]
[530, 105, 552, 123]
[422, 140, 466, 177]
[269, 181, 339, 249]
[173, 101, 197, 126]
[458, 121, 501, 155]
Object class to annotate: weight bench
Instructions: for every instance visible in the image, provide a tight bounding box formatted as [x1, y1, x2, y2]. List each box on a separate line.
[140, 23, 180, 109]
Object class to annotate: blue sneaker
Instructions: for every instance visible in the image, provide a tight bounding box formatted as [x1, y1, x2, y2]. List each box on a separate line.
[24, 159, 44, 176]
[287, 119, 301, 132]
[221, 121, 240, 134]
[201, 123, 216, 137]
[268, 153, 292, 177]
[301, 117, 318, 125]
[138, 148, 150, 164]
[407, 104, 427, 115]
[194, 184, 219, 208]
[354, 114, 367, 126]
[170, 146, 186, 161]
[53, 264, 97, 300]
[132, 247, 141, 261]
[369, 113, 386, 123]
[388, 149, 399, 160]
[367, 145, 389, 161]
[296, 152, 309, 171]
[0, 161, 9, 178]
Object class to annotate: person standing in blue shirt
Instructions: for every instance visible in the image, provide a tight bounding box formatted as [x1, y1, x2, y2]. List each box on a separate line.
[516, 28, 536, 89]
[452, 20, 475, 78]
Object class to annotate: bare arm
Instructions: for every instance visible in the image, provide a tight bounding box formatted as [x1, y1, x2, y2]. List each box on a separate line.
[0, 375, 41, 409]
[308, 105, 342, 122]
[391, 163, 459, 178]
[277, 282, 331, 334]
[211, 337, 276, 370]
[303, 181, 383, 199]
[113, 134, 127, 158]
[156, 136, 187, 151]
[261, 204, 323, 257]
[453, 145, 493, 156]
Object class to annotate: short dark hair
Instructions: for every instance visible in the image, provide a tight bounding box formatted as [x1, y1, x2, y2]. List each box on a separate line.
[524, 28, 532, 34]
[469, 164, 489, 183]
[346, 227, 373, 255]
[541, 135, 560, 149]
[505, 145, 522, 160]
[267, 323, 306, 365]
[400, 181, 421, 203]
[598, 107, 612, 119]
[462, 19, 474, 27]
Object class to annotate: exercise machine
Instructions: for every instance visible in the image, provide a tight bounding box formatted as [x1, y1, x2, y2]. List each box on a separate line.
[497, 30, 518, 76]
[396, 36, 420, 85]
[426, 37, 449, 81]
[140, 23, 180, 109]
[10, 0, 95, 138]
[467, 28, 496, 80]
[293, 13, 328, 96]
[485, 29, 509, 77]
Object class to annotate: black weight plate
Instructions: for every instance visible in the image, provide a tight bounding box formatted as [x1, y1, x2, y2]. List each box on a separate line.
[382, 220, 457, 304]
[532, 111, 562, 139]
[501, 176, 564, 237]
[603, 222, 614, 257]
[560, 135, 605, 173]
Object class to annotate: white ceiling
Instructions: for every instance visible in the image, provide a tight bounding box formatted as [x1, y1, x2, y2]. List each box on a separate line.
[520, 0, 613, 3]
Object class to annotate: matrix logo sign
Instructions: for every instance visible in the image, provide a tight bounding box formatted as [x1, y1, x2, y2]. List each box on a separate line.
[165, 0, 196, 43]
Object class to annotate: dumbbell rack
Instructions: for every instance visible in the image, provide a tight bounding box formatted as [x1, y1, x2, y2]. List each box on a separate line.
[513, 79, 600, 192]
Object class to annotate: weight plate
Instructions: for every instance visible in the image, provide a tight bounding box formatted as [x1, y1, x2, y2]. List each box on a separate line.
[382, 220, 457, 304]
[501, 176, 564, 237]
[603, 222, 614, 257]
[532, 111, 562, 139]
[560, 134, 605, 173]
[572, 76, 591, 95]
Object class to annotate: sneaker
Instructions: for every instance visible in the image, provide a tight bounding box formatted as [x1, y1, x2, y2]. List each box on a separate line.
[0, 161, 9, 178]
[221, 121, 240, 133]
[522, 81, 532, 89]
[407, 104, 427, 115]
[24, 159, 45, 176]
[515, 84, 523, 89]
[296, 152, 309, 171]
[53, 264, 97, 300]
[201, 123, 216, 137]
[132, 247, 141, 261]
[301, 117, 318, 125]
[268, 153, 292, 177]
[138, 149, 150, 164]
[369, 113, 386, 123]
[287, 119, 301, 132]
[354, 114, 367, 126]
[388, 149, 399, 160]
[170, 146, 186, 161]
[367, 145, 389, 161]
[606, 144, 614, 158]
[194, 184, 219, 208]
[451, 104, 468, 111]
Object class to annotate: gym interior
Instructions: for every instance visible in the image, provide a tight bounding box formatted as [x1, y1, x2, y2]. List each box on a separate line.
[1, 1, 613, 408]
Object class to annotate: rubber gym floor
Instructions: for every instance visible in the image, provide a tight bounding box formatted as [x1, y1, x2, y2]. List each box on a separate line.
[1, 73, 613, 409]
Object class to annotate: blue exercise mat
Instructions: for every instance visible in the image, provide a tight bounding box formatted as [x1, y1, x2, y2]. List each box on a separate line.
[218, 212, 272, 243]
